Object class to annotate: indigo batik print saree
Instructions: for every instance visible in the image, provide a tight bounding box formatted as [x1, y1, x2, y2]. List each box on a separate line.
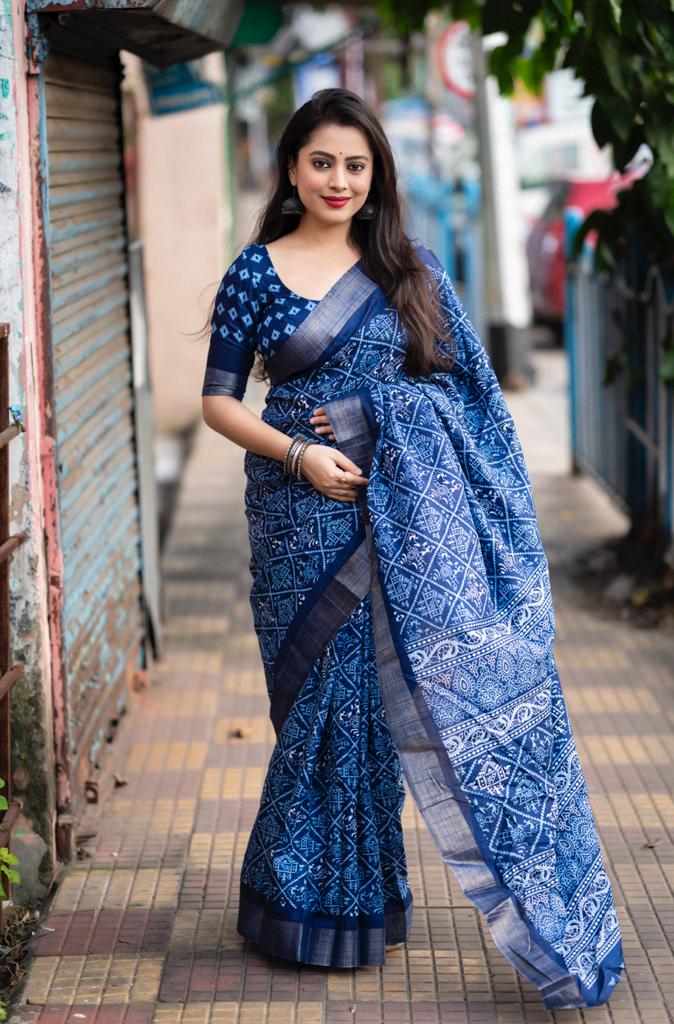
[201, 241, 624, 1008]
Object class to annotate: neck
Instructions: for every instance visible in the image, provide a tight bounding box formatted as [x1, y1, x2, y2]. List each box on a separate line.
[289, 213, 356, 252]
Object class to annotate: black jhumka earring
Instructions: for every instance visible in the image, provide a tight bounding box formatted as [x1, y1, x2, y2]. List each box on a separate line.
[354, 197, 376, 220]
[280, 186, 305, 216]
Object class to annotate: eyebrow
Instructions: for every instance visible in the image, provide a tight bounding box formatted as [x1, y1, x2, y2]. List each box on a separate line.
[309, 150, 370, 161]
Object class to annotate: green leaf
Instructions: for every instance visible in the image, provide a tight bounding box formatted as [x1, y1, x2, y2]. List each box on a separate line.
[645, 125, 674, 175]
[542, 0, 573, 19]
[591, 100, 615, 148]
[562, 33, 589, 74]
[593, 94, 634, 145]
[488, 44, 517, 94]
[0, 849, 19, 865]
[664, 186, 674, 238]
[660, 348, 674, 382]
[570, 209, 613, 260]
[595, 33, 630, 99]
[0, 796, 7, 812]
[608, 0, 622, 27]
[643, 17, 674, 64]
[612, 126, 647, 170]
[644, 161, 672, 209]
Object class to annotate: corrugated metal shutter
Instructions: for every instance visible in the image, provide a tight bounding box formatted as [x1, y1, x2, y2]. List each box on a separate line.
[44, 49, 143, 791]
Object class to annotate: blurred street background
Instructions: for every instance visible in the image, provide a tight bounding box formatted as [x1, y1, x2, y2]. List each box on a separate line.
[1, 2, 674, 1023]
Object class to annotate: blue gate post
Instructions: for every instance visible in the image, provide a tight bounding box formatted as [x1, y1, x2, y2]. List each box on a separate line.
[403, 173, 488, 346]
[460, 178, 483, 345]
[564, 208, 584, 475]
[404, 173, 456, 279]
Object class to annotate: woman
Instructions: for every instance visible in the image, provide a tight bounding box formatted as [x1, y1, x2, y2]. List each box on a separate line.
[201, 88, 624, 1010]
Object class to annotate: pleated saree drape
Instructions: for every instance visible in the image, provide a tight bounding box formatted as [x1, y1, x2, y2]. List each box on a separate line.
[203, 242, 624, 1009]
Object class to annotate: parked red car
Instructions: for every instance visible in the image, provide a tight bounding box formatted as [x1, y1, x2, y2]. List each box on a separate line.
[525, 172, 635, 332]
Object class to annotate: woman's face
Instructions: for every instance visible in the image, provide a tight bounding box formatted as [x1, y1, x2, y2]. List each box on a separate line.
[289, 122, 374, 227]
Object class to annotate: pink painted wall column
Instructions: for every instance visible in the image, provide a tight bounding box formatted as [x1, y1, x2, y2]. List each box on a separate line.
[0, 0, 61, 896]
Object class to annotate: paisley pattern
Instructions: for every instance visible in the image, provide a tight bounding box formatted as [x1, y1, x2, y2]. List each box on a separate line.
[201, 241, 624, 1006]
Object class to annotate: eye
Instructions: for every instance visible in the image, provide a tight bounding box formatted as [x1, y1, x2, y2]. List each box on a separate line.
[349, 163, 365, 172]
[312, 159, 330, 169]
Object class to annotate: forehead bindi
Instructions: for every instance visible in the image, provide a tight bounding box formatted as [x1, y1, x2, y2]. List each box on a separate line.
[305, 127, 371, 161]
[308, 148, 370, 161]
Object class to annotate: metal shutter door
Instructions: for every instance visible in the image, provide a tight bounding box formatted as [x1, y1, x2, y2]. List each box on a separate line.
[44, 49, 143, 792]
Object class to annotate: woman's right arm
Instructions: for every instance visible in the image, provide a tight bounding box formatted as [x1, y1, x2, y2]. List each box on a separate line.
[202, 394, 296, 462]
[201, 395, 367, 502]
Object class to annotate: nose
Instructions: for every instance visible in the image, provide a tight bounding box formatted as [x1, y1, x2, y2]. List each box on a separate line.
[328, 163, 348, 191]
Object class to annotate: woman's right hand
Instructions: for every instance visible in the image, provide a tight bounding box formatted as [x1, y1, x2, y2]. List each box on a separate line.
[298, 443, 368, 502]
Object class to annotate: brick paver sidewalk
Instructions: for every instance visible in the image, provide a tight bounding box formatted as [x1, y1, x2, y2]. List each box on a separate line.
[10, 349, 674, 1024]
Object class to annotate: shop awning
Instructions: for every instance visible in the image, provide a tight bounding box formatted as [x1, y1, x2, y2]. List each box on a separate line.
[27, 0, 245, 67]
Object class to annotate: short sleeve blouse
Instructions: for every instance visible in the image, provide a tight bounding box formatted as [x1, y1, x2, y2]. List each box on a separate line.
[201, 246, 262, 402]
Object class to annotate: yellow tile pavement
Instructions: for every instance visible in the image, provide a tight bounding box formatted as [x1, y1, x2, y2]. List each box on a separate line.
[11, 354, 674, 1024]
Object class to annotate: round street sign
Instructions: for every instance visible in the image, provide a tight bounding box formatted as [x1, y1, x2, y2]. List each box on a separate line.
[437, 21, 475, 101]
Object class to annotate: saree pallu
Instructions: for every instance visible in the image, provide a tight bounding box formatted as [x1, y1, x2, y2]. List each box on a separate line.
[239, 245, 624, 1009]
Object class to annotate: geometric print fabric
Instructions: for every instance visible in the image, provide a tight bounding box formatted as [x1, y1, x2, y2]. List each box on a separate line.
[204, 241, 624, 1003]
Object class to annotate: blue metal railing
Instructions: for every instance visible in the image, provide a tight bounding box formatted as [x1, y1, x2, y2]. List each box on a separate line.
[402, 175, 485, 343]
[565, 211, 674, 551]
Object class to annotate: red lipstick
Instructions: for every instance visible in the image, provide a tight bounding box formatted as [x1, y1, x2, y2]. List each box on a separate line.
[322, 196, 351, 208]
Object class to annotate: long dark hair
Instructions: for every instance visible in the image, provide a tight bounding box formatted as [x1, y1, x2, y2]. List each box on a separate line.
[207, 88, 456, 382]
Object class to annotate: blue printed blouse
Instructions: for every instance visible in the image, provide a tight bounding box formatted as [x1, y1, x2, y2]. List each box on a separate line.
[201, 243, 321, 401]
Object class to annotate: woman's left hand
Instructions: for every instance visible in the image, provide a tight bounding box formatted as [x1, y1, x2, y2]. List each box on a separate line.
[309, 406, 335, 442]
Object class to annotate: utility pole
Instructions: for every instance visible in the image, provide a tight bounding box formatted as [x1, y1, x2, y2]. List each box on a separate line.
[470, 33, 532, 387]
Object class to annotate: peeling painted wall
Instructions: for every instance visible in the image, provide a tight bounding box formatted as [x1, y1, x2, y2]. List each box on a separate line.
[0, 0, 58, 902]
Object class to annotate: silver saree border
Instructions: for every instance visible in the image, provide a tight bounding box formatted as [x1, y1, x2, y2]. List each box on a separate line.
[265, 263, 378, 386]
[323, 389, 586, 1011]
[269, 535, 371, 737]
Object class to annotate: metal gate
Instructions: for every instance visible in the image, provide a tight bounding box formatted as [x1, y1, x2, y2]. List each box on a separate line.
[43, 48, 144, 809]
[565, 211, 674, 552]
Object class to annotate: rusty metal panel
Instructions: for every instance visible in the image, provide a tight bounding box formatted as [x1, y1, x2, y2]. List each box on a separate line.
[44, 49, 143, 780]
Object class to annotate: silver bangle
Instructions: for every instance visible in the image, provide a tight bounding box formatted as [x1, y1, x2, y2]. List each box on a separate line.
[290, 441, 303, 477]
[284, 434, 306, 477]
[283, 436, 302, 476]
[295, 439, 316, 480]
